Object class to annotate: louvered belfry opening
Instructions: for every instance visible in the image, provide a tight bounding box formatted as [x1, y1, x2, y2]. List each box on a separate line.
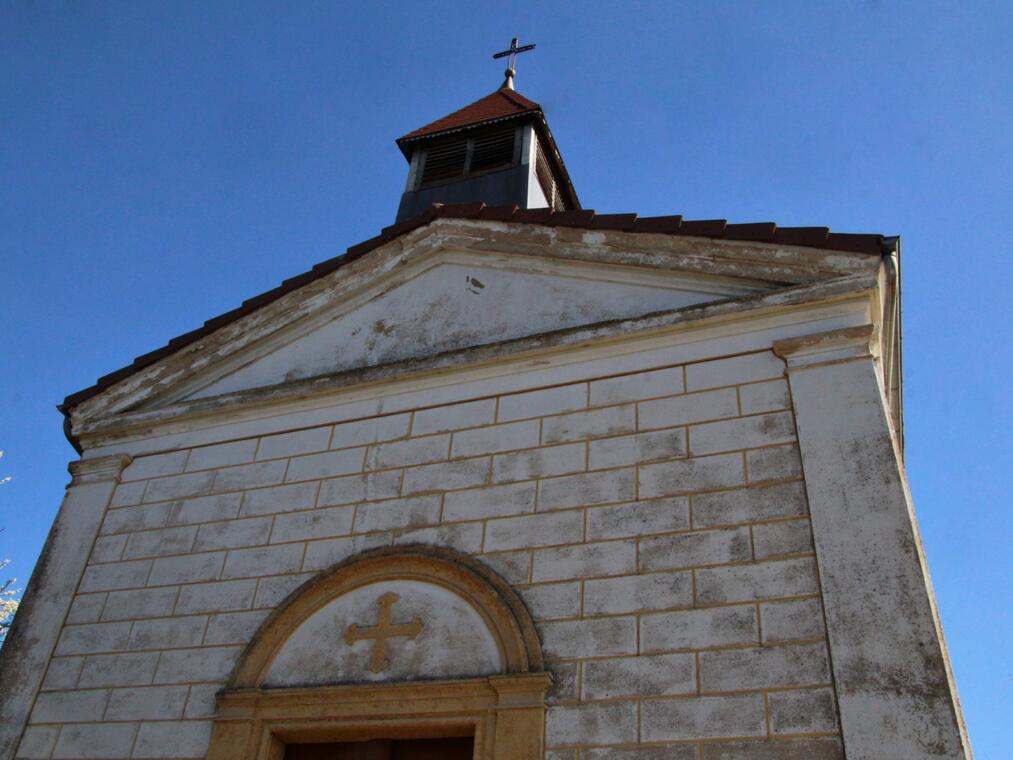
[418, 125, 518, 188]
[534, 139, 563, 211]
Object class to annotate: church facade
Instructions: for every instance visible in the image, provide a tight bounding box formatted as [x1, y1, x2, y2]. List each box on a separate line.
[0, 79, 971, 760]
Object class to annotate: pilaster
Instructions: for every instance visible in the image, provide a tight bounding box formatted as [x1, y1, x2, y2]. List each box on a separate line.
[774, 326, 971, 759]
[0, 454, 132, 760]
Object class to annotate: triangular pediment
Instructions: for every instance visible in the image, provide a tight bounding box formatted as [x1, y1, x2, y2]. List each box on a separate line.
[67, 214, 883, 431]
[167, 250, 768, 404]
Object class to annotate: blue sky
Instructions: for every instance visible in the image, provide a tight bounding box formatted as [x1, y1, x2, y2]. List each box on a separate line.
[2, 0, 1010, 753]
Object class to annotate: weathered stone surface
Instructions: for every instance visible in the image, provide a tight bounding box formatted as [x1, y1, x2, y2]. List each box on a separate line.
[692, 481, 807, 527]
[185, 440, 257, 471]
[330, 414, 410, 450]
[699, 738, 843, 760]
[686, 351, 784, 391]
[532, 540, 636, 582]
[451, 421, 537, 457]
[133, 720, 213, 758]
[443, 481, 536, 521]
[302, 534, 390, 571]
[542, 405, 636, 444]
[584, 571, 692, 615]
[122, 525, 197, 559]
[588, 429, 686, 469]
[589, 365, 686, 406]
[353, 495, 441, 533]
[122, 451, 187, 482]
[746, 443, 803, 483]
[144, 471, 216, 503]
[586, 497, 689, 539]
[285, 448, 364, 482]
[752, 518, 814, 559]
[104, 686, 189, 721]
[641, 694, 766, 740]
[270, 505, 354, 543]
[760, 597, 826, 644]
[583, 747, 697, 760]
[638, 387, 738, 430]
[255, 426, 332, 461]
[639, 452, 744, 497]
[127, 616, 207, 650]
[583, 653, 695, 699]
[166, 493, 243, 526]
[546, 701, 637, 746]
[538, 469, 636, 511]
[768, 687, 839, 734]
[212, 461, 287, 493]
[78, 652, 159, 688]
[539, 617, 637, 659]
[492, 442, 585, 483]
[688, 410, 796, 456]
[639, 527, 750, 571]
[517, 581, 581, 621]
[317, 470, 401, 507]
[411, 398, 496, 435]
[194, 516, 273, 551]
[221, 544, 304, 579]
[175, 579, 256, 614]
[641, 605, 758, 652]
[700, 642, 831, 691]
[51, 723, 138, 759]
[401, 457, 490, 495]
[498, 384, 586, 422]
[484, 511, 583, 551]
[367, 435, 449, 469]
[152, 646, 242, 684]
[80, 559, 152, 593]
[97, 588, 172, 622]
[738, 378, 791, 414]
[695, 557, 818, 604]
[30, 689, 109, 724]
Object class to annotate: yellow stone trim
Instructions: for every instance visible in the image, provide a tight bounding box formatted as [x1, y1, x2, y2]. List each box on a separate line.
[207, 546, 549, 758]
[206, 674, 551, 760]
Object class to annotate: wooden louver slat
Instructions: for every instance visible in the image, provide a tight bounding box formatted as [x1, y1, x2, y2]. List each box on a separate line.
[469, 128, 516, 174]
[421, 140, 468, 184]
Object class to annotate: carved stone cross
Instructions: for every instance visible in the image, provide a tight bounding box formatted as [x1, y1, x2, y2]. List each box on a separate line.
[344, 592, 424, 673]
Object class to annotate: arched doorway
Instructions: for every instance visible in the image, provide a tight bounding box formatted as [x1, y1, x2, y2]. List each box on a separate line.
[206, 546, 550, 760]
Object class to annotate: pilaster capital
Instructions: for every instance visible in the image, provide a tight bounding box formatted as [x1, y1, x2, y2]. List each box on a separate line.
[67, 454, 133, 486]
[772, 324, 878, 370]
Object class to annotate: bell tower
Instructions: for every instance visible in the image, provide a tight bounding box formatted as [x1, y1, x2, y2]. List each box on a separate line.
[394, 39, 579, 221]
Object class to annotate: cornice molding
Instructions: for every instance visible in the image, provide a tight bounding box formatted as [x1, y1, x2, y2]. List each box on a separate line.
[67, 454, 132, 486]
[773, 324, 878, 370]
[74, 275, 879, 452]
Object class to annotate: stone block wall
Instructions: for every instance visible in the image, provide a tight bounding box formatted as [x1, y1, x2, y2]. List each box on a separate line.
[18, 349, 841, 759]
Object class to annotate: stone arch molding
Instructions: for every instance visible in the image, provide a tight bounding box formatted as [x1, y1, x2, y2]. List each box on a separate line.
[208, 546, 550, 760]
[233, 545, 543, 687]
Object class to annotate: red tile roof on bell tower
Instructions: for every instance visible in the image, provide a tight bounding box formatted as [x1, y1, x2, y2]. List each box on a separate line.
[398, 87, 541, 143]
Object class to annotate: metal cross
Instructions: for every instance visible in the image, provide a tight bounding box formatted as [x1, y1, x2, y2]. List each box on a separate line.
[492, 37, 536, 72]
[344, 592, 424, 674]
